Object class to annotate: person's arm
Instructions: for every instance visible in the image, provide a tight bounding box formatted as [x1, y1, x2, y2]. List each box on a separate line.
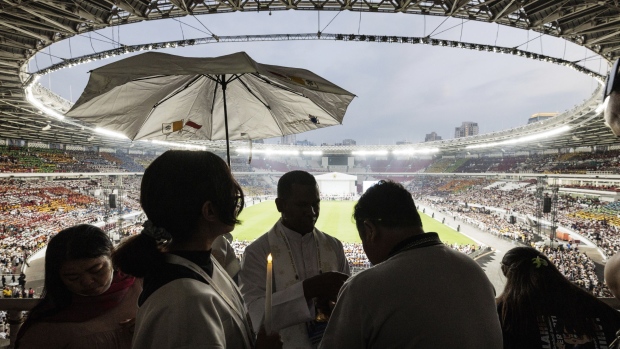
[239, 242, 312, 333]
[318, 280, 366, 349]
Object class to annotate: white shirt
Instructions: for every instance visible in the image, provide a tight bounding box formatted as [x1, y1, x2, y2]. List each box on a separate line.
[239, 221, 350, 345]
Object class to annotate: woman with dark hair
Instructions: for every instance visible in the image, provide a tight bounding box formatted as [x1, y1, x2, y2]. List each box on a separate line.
[497, 246, 620, 349]
[15, 224, 140, 349]
[113, 150, 279, 349]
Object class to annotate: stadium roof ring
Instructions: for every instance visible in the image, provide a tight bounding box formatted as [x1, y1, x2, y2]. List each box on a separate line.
[2, 1, 620, 153]
[24, 33, 608, 155]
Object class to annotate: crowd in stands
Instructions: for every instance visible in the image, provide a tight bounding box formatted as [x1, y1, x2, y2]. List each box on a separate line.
[0, 177, 142, 286]
[0, 146, 157, 173]
[5, 145, 620, 176]
[410, 176, 619, 297]
[6, 146, 620, 303]
[229, 239, 476, 274]
[539, 245, 609, 297]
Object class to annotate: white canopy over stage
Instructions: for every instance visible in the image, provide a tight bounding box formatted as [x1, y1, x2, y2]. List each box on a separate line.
[315, 172, 357, 196]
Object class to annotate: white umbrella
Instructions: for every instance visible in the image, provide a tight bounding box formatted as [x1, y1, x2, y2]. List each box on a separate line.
[67, 51, 355, 165]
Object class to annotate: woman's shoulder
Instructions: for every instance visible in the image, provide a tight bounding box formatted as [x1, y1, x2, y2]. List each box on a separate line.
[141, 278, 218, 308]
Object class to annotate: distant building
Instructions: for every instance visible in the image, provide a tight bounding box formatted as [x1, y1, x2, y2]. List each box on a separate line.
[342, 139, 356, 146]
[252, 139, 264, 144]
[396, 140, 412, 145]
[454, 122, 479, 138]
[295, 139, 315, 146]
[280, 134, 296, 145]
[425, 132, 442, 142]
[528, 112, 558, 124]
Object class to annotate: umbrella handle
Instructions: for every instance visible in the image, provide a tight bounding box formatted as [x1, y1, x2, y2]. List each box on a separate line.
[221, 74, 231, 168]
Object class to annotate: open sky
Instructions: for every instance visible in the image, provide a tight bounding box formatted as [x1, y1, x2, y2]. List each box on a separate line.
[32, 11, 607, 145]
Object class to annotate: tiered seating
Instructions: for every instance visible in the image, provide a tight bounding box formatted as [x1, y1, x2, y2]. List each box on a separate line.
[249, 158, 269, 172]
[425, 158, 469, 173]
[113, 152, 146, 172]
[454, 158, 489, 173]
[369, 159, 389, 172]
[264, 159, 289, 172]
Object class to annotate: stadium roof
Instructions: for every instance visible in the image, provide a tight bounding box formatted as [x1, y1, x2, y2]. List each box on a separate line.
[1, 0, 620, 153]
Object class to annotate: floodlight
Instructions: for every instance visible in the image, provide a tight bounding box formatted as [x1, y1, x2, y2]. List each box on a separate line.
[25, 84, 65, 120]
[465, 126, 570, 149]
[41, 124, 51, 131]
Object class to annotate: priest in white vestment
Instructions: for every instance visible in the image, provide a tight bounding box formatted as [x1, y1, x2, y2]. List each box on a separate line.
[239, 171, 350, 349]
[319, 180, 503, 349]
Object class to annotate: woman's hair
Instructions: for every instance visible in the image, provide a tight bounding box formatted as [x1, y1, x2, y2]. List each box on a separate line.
[29, 224, 113, 321]
[497, 246, 606, 339]
[112, 150, 244, 277]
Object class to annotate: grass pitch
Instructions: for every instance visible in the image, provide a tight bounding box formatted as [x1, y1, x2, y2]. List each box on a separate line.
[233, 200, 476, 246]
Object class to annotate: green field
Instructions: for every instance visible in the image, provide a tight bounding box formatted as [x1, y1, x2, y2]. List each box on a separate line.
[233, 200, 476, 246]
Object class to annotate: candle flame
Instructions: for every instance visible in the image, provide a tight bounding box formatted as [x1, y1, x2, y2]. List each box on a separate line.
[267, 254, 272, 263]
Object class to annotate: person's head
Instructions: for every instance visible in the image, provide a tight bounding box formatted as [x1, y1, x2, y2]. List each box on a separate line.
[603, 59, 620, 136]
[500, 246, 561, 294]
[498, 246, 604, 336]
[275, 171, 319, 235]
[113, 150, 244, 277]
[353, 180, 423, 264]
[604, 252, 620, 299]
[43, 224, 114, 305]
[141, 150, 243, 239]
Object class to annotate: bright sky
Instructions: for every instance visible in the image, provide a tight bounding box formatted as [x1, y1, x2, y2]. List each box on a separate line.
[32, 11, 607, 145]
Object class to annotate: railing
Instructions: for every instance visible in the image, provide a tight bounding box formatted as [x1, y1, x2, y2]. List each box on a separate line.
[0, 299, 39, 349]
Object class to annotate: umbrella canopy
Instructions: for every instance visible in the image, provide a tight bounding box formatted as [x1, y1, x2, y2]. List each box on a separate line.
[67, 51, 355, 163]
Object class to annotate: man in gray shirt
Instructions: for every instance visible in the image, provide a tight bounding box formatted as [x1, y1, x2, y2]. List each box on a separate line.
[319, 180, 503, 349]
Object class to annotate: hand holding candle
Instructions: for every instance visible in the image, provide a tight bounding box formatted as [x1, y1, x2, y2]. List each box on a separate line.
[265, 253, 273, 334]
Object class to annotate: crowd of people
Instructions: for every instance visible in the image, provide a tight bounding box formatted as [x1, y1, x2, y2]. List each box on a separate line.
[0, 143, 617, 348]
[5, 144, 620, 176]
[408, 176, 620, 297]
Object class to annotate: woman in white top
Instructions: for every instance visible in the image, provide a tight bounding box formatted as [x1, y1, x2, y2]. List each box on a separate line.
[113, 150, 280, 349]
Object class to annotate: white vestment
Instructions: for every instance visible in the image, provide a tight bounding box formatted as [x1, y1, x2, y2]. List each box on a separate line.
[132, 254, 253, 349]
[239, 219, 350, 349]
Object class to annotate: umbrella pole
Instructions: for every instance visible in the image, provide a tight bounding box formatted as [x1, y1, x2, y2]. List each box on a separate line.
[221, 74, 231, 167]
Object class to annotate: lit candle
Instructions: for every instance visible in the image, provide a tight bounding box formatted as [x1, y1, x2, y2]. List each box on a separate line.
[265, 253, 273, 334]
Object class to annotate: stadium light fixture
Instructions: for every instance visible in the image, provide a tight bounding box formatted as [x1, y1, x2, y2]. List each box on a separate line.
[25, 80, 65, 121]
[392, 148, 439, 155]
[41, 124, 51, 131]
[302, 150, 323, 156]
[94, 127, 130, 140]
[465, 126, 571, 149]
[351, 150, 389, 156]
